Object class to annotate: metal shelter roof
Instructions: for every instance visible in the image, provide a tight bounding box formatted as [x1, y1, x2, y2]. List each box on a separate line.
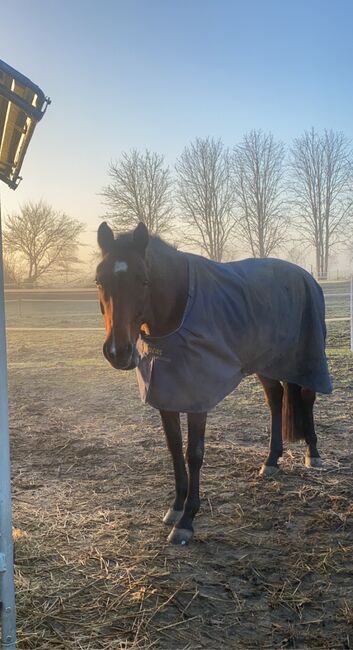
[0, 59, 50, 189]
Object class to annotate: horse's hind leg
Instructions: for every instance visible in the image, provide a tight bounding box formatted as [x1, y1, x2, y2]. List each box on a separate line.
[258, 375, 283, 476]
[301, 389, 323, 468]
[160, 411, 188, 525]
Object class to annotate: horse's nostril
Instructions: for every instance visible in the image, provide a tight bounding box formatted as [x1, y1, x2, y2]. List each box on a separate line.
[103, 338, 117, 361]
[118, 343, 133, 363]
[103, 340, 116, 362]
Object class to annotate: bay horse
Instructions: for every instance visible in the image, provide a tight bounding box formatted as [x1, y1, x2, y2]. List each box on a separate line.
[96, 222, 332, 545]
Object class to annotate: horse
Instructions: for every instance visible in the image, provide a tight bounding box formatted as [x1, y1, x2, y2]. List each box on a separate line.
[95, 221, 332, 545]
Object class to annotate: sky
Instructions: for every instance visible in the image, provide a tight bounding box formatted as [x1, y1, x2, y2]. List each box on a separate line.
[1, 0, 353, 265]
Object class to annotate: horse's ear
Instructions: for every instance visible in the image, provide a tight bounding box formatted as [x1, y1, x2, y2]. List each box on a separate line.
[133, 222, 149, 257]
[97, 222, 114, 255]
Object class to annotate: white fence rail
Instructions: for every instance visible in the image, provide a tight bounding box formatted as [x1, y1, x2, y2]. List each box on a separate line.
[3, 285, 352, 328]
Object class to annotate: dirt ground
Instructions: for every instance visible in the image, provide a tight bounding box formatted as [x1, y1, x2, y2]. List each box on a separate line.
[6, 320, 353, 649]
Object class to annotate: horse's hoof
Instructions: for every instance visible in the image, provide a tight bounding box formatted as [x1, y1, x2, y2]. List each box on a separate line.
[305, 456, 323, 469]
[167, 526, 193, 546]
[163, 508, 183, 526]
[259, 464, 279, 477]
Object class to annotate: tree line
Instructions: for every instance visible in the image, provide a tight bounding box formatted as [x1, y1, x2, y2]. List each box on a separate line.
[3, 201, 84, 285]
[3, 128, 353, 284]
[102, 128, 353, 279]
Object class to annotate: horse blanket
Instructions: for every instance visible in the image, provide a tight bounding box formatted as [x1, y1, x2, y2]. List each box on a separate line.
[136, 254, 332, 413]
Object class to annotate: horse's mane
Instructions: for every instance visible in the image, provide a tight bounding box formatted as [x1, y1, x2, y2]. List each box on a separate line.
[114, 230, 178, 258]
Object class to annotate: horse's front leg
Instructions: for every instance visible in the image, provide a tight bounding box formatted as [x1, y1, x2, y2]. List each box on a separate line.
[168, 412, 207, 545]
[160, 410, 188, 526]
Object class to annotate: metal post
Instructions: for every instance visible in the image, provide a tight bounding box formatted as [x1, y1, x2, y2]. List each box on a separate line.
[0, 197, 16, 649]
[351, 277, 353, 353]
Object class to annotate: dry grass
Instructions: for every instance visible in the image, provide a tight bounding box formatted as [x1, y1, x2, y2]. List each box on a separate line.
[5, 323, 353, 649]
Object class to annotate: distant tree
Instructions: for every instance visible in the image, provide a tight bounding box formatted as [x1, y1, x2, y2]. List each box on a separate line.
[290, 128, 353, 279]
[283, 240, 310, 268]
[4, 201, 84, 284]
[176, 137, 235, 261]
[101, 149, 173, 235]
[232, 130, 286, 257]
[3, 253, 20, 285]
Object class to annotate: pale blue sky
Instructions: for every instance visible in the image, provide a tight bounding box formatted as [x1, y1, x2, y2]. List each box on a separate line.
[1, 0, 353, 253]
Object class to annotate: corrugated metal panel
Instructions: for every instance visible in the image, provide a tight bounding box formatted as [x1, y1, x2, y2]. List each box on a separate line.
[0, 60, 50, 189]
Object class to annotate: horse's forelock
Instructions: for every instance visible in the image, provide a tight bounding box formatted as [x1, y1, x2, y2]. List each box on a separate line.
[114, 231, 176, 259]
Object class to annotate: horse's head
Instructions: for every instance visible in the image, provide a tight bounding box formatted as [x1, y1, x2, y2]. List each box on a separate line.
[96, 222, 149, 370]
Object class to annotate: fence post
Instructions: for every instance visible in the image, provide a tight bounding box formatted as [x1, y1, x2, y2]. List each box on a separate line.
[0, 206, 16, 649]
[351, 277, 353, 353]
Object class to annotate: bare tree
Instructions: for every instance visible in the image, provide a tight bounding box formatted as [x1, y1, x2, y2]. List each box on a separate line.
[232, 130, 286, 257]
[176, 137, 235, 261]
[4, 201, 84, 284]
[290, 128, 353, 279]
[3, 252, 21, 285]
[283, 239, 311, 268]
[101, 149, 173, 235]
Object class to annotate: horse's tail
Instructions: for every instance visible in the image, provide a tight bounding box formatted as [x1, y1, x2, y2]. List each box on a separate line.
[282, 382, 305, 442]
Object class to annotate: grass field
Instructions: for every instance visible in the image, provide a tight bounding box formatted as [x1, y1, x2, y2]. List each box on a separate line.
[322, 281, 351, 320]
[6, 296, 353, 648]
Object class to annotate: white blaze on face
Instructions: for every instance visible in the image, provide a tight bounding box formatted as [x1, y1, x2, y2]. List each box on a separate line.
[110, 261, 128, 354]
[113, 261, 128, 274]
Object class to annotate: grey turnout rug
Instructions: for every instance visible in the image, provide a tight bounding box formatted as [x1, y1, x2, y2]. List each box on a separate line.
[136, 254, 332, 413]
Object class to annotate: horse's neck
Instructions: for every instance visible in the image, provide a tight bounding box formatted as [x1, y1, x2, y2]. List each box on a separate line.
[146, 245, 188, 336]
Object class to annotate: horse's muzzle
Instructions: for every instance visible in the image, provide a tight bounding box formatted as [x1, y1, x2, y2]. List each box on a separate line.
[103, 341, 138, 370]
